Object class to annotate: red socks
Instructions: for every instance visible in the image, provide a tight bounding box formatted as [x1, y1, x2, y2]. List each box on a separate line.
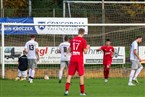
[80, 84, 85, 94]
[104, 67, 110, 79]
[65, 83, 70, 91]
[65, 83, 85, 94]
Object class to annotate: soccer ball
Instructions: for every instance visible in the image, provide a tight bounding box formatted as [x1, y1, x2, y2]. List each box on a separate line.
[44, 75, 49, 80]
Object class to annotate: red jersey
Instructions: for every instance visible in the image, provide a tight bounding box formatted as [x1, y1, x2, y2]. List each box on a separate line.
[100, 46, 114, 65]
[70, 36, 87, 61]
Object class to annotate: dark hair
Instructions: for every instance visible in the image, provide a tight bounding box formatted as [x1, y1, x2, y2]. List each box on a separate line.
[78, 28, 85, 35]
[106, 39, 110, 42]
[64, 36, 69, 41]
[31, 35, 35, 38]
[23, 50, 26, 54]
[136, 36, 142, 39]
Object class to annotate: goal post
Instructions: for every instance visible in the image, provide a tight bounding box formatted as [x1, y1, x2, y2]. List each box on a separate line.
[63, 0, 145, 47]
[1, 23, 145, 79]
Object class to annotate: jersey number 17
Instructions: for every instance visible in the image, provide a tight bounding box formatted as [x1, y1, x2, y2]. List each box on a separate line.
[73, 43, 80, 51]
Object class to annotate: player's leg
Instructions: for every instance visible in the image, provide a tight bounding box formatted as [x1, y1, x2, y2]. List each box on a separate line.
[65, 75, 72, 95]
[30, 60, 37, 83]
[78, 62, 86, 96]
[29, 68, 35, 83]
[80, 75, 86, 96]
[64, 62, 76, 96]
[128, 60, 137, 86]
[104, 63, 111, 82]
[133, 61, 143, 83]
[58, 61, 66, 83]
[28, 68, 32, 80]
[103, 66, 106, 80]
[21, 70, 27, 81]
[103, 63, 109, 82]
[15, 69, 21, 81]
[28, 59, 37, 83]
[28, 59, 32, 81]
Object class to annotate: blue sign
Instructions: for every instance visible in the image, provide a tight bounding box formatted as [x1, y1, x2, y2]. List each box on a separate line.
[0, 17, 37, 34]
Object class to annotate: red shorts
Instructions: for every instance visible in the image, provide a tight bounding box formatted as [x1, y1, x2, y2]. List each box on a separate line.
[68, 60, 84, 76]
[103, 61, 112, 67]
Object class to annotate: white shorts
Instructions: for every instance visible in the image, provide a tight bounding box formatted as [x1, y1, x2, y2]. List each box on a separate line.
[28, 59, 37, 69]
[130, 60, 143, 70]
[60, 61, 69, 68]
[18, 69, 27, 78]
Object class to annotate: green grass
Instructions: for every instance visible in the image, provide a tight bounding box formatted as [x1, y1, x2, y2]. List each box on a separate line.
[0, 78, 145, 97]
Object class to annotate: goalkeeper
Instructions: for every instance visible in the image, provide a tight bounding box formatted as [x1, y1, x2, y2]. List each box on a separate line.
[15, 50, 28, 81]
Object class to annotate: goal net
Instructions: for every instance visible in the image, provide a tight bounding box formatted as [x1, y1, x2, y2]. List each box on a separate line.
[64, 1, 145, 23]
[0, 22, 145, 79]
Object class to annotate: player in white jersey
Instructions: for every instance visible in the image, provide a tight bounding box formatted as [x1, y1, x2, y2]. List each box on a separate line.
[128, 36, 144, 86]
[24, 35, 39, 83]
[57, 36, 70, 83]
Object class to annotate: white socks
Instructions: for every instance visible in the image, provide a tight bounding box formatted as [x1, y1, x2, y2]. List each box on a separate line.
[18, 69, 21, 77]
[129, 70, 135, 83]
[29, 68, 35, 80]
[31, 69, 35, 78]
[29, 68, 32, 77]
[59, 70, 63, 80]
[129, 66, 143, 83]
[133, 66, 143, 80]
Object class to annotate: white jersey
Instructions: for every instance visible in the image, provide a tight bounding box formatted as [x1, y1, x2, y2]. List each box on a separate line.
[130, 41, 139, 61]
[24, 39, 39, 59]
[58, 41, 70, 61]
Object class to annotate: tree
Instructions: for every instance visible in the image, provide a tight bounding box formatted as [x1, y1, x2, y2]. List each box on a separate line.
[3, 0, 28, 17]
[4, 0, 28, 9]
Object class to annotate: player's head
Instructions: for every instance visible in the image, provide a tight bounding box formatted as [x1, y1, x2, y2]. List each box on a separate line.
[64, 35, 70, 42]
[78, 28, 85, 37]
[23, 50, 27, 55]
[136, 36, 142, 43]
[31, 35, 35, 40]
[105, 39, 111, 46]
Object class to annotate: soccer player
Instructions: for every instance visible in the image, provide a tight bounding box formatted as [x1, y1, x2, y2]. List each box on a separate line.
[57, 36, 70, 83]
[97, 39, 114, 83]
[64, 28, 90, 96]
[24, 35, 39, 83]
[128, 36, 144, 86]
[15, 50, 28, 81]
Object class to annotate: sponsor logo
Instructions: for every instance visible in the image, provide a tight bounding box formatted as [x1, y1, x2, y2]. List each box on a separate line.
[38, 22, 46, 30]
[114, 47, 124, 58]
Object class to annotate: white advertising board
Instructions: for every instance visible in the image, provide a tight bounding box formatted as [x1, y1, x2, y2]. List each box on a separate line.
[34, 18, 88, 34]
[2, 46, 125, 64]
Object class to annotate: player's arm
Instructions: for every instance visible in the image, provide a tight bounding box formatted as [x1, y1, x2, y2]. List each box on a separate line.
[96, 46, 103, 52]
[83, 40, 90, 54]
[36, 43, 40, 61]
[24, 43, 28, 54]
[133, 49, 142, 62]
[68, 40, 72, 53]
[57, 49, 61, 53]
[111, 47, 115, 58]
[84, 45, 90, 54]
[133, 43, 142, 62]
[68, 47, 71, 53]
[133, 49, 145, 62]
[57, 44, 61, 53]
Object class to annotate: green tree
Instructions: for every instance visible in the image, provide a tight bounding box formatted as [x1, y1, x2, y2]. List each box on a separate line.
[4, 0, 28, 9]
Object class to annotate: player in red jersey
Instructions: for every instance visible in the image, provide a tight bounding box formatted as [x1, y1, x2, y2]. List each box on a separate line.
[64, 28, 90, 96]
[97, 39, 114, 83]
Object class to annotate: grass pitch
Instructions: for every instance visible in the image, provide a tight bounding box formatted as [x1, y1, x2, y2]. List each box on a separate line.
[0, 78, 144, 97]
